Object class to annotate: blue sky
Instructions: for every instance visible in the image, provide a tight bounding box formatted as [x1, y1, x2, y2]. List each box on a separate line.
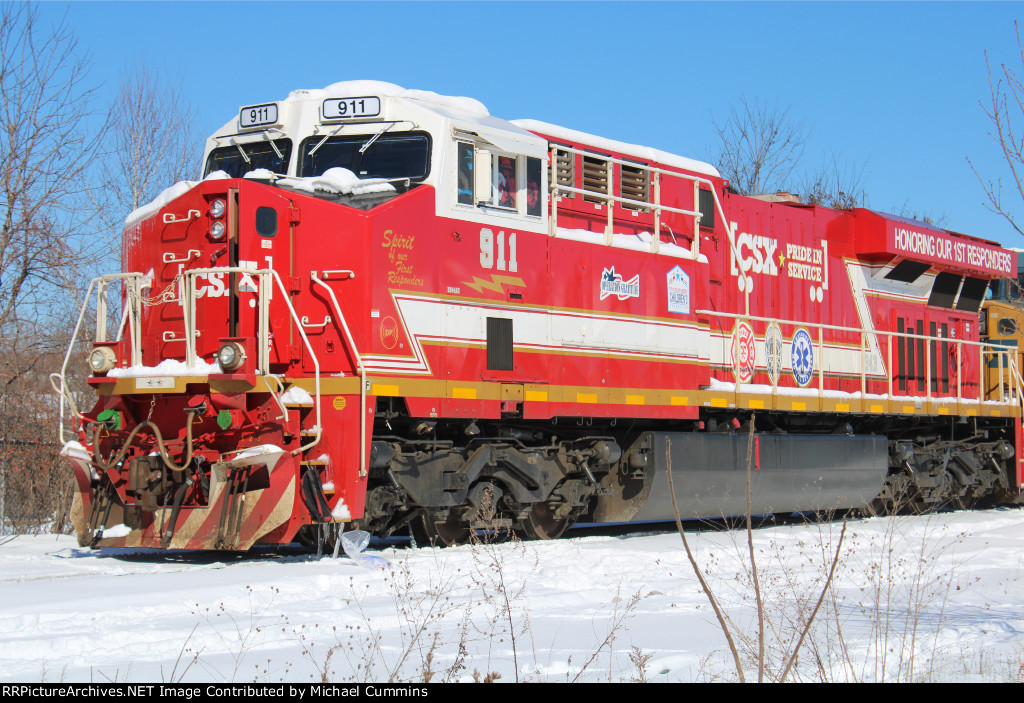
[44, 1, 1024, 247]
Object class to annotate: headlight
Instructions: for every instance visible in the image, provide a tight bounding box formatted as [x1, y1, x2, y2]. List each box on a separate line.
[89, 347, 117, 374]
[209, 199, 226, 218]
[210, 221, 226, 239]
[217, 342, 245, 371]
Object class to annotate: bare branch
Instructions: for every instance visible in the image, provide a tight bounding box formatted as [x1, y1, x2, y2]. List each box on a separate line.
[712, 96, 809, 196]
[91, 63, 200, 256]
[0, 2, 102, 331]
[666, 437, 747, 682]
[970, 21, 1024, 237]
[801, 152, 868, 210]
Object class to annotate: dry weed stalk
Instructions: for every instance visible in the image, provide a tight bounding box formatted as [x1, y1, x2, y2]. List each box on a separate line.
[568, 585, 643, 683]
[469, 532, 537, 682]
[667, 413, 849, 682]
[292, 551, 483, 683]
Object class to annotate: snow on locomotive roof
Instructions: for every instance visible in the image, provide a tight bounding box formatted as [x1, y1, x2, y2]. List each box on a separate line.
[222, 80, 543, 151]
[283, 80, 490, 118]
[512, 119, 720, 179]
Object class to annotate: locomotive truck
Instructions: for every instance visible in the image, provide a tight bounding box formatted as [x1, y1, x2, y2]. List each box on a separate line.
[53, 81, 1024, 549]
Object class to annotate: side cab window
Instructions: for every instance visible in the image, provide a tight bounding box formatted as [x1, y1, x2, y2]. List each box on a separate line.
[455, 140, 542, 219]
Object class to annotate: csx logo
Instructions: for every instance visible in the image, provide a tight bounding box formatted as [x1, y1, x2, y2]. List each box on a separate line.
[174, 267, 231, 303]
[194, 272, 229, 298]
[729, 225, 779, 277]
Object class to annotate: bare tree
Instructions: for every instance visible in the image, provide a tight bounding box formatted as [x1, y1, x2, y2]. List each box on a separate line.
[0, 3, 101, 328]
[969, 21, 1024, 238]
[887, 199, 949, 228]
[0, 3, 102, 533]
[800, 153, 868, 210]
[712, 96, 809, 196]
[93, 64, 200, 254]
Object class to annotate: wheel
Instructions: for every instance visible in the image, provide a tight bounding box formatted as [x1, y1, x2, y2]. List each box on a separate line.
[517, 501, 575, 540]
[410, 510, 470, 547]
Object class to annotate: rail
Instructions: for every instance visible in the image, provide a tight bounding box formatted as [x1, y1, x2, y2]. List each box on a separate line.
[53, 273, 145, 443]
[697, 309, 1020, 408]
[311, 270, 368, 478]
[548, 144, 750, 313]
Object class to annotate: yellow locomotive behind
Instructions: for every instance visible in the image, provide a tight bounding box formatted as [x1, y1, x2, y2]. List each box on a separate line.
[982, 255, 1024, 401]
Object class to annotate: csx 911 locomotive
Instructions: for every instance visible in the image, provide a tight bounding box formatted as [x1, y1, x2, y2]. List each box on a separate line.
[54, 81, 1024, 550]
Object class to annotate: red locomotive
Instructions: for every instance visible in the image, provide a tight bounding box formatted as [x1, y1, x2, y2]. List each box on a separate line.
[54, 81, 1024, 549]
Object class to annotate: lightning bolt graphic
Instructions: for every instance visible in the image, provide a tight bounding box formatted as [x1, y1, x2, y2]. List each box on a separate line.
[462, 274, 527, 294]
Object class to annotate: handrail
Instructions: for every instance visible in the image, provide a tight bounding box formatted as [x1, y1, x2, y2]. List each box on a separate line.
[264, 374, 290, 422]
[698, 308, 1016, 407]
[57, 265, 324, 456]
[179, 266, 324, 455]
[548, 143, 748, 313]
[311, 270, 368, 477]
[55, 272, 145, 442]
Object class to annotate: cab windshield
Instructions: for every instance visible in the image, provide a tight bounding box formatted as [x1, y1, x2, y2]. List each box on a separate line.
[988, 263, 1024, 302]
[299, 132, 431, 181]
[204, 139, 293, 178]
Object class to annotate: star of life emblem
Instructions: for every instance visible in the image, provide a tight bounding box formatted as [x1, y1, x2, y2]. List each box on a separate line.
[791, 328, 814, 386]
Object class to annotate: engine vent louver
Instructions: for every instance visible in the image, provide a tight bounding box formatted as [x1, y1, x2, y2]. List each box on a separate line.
[582, 155, 610, 204]
[553, 148, 575, 198]
[620, 163, 649, 212]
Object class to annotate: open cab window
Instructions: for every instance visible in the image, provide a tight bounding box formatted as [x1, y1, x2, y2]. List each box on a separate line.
[456, 140, 542, 218]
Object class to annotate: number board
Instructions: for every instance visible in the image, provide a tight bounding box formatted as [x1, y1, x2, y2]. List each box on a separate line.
[240, 103, 279, 128]
[322, 96, 381, 120]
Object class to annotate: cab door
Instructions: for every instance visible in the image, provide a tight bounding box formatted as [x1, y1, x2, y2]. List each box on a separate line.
[234, 188, 296, 371]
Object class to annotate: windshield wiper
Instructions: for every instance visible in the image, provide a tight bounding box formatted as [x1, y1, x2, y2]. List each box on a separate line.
[230, 137, 251, 164]
[358, 122, 397, 155]
[309, 124, 345, 157]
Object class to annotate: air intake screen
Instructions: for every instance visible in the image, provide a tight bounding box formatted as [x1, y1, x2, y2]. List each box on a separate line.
[487, 317, 513, 371]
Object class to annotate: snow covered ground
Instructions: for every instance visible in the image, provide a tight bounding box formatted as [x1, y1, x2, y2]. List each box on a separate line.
[1, 509, 1023, 683]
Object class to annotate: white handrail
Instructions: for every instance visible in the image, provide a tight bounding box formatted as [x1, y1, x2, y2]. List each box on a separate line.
[700, 308, 1015, 406]
[548, 143, 748, 313]
[311, 270, 368, 477]
[55, 272, 144, 442]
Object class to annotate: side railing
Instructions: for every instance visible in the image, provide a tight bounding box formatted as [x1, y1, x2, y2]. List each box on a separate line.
[699, 309, 1020, 408]
[548, 144, 751, 314]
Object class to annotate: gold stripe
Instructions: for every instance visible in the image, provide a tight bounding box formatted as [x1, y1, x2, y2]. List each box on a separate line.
[101, 371, 1024, 420]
